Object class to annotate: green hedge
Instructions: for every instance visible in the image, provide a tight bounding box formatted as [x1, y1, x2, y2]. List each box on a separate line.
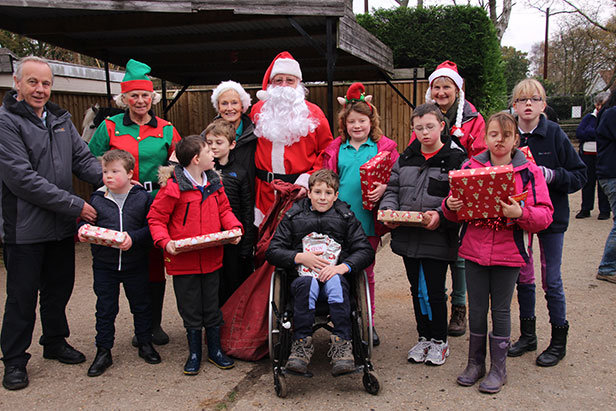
[547, 94, 587, 120]
[357, 5, 506, 115]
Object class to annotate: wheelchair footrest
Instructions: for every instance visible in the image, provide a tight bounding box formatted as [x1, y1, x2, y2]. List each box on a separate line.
[283, 369, 314, 378]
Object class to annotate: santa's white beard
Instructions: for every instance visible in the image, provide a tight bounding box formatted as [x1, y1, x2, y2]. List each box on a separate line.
[254, 85, 317, 146]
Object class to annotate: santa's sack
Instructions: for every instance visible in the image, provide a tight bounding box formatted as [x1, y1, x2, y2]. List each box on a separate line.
[220, 261, 274, 361]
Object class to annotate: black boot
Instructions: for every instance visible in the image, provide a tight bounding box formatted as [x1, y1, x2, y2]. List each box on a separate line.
[87, 347, 112, 377]
[536, 322, 569, 367]
[205, 326, 234, 369]
[2, 365, 28, 390]
[508, 317, 537, 357]
[138, 342, 161, 364]
[132, 281, 169, 347]
[184, 328, 202, 375]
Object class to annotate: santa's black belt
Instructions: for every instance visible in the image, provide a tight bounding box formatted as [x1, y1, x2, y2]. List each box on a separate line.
[142, 181, 161, 192]
[256, 168, 300, 184]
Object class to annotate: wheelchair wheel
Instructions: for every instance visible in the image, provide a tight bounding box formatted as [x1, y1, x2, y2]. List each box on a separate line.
[268, 269, 283, 359]
[274, 371, 288, 398]
[362, 370, 380, 395]
[356, 271, 373, 356]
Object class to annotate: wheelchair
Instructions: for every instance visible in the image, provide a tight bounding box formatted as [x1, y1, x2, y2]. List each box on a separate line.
[268, 267, 381, 398]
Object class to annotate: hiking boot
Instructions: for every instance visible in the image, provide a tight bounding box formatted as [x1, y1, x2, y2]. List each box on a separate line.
[448, 305, 467, 337]
[285, 336, 314, 374]
[575, 210, 590, 219]
[407, 337, 432, 363]
[508, 317, 537, 357]
[596, 273, 616, 284]
[328, 335, 355, 376]
[425, 339, 450, 366]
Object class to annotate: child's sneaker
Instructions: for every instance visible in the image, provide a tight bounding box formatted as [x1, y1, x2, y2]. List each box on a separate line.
[285, 336, 314, 374]
[328, 335, 355, 376]
[407, 337, 431, 363]
[425, 339, 450, 366]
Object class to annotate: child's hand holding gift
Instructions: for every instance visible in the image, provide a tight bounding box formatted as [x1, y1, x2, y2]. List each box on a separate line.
[318, 264, 349, 282]
[295, 251, 330, 273]
[118, 233, 133, 251]
[423, 210, 440, 230]
[500, 197, 523, 219]
[165, 240, 178, 255]
[446, 195, 463, 212]
[367, 182, 387, 204]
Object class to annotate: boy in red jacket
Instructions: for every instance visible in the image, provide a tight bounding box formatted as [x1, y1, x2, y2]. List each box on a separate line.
[148, 134, 242, 375]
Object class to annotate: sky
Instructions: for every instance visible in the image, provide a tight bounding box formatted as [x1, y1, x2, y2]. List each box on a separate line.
[352, 0, 575, 54]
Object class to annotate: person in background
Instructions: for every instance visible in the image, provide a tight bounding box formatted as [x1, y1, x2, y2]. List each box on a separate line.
[575, 91, 611, 220]
[0, 56, 102, 390]
[89, 59, 182, 348]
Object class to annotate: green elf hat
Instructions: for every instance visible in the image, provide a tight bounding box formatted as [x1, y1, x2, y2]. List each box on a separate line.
[121, 59, 153, 93]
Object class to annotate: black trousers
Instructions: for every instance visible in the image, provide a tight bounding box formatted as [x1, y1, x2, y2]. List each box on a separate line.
[218, 244, 253, 307]
[402, 257, 449, 342]
[93, 264, 152, 349]
[579, 152, 610, 213]
[1, 238, 75, 367]
[172, 271, 223, 329]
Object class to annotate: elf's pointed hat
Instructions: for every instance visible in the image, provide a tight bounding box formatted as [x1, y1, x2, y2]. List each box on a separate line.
[425, 60, 465, 137]
[121, 59, 154, 93]
[337, 82, 373, 107]
[256, 51, 302, 101]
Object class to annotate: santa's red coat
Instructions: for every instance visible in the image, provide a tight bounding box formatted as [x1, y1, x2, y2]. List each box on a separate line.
[250, 100, 333, 226]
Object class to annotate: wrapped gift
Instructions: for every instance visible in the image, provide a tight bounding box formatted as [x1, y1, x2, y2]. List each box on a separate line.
[359, 151, 393, 210]
[377, 209, 431, 227]
[78, 224, 126, 248]
[298, 232, 341, 278]
[449, 165, 515, 220]
[174, 228, 242, 252]
[519, 146, 535, 164]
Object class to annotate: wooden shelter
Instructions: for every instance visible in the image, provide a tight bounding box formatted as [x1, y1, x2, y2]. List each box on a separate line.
[0, 0, 395, 123]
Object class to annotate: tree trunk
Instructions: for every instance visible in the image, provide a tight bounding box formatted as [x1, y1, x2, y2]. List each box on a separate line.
[491, 0, 513, 43]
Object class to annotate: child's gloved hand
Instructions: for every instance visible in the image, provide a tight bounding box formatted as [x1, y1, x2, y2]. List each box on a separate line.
[446, 195, 463, 211]
[118, 233, 133, 251]
[500, 197, 523, 219]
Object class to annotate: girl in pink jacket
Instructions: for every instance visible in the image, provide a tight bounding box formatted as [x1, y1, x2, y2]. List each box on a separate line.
[320, 83, 399, 347]
[442, 112, 553, 394]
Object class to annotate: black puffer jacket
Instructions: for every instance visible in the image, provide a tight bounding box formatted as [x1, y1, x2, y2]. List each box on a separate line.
[266, 198, 374, 280]
[380, 136, 466, 261]
[215, 153, 255, 257]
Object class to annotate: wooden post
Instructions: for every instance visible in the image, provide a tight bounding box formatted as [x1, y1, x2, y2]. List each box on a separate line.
[326, 17, 337, 132]
[543, 7, 549, 80]
[104, 60, 112, 105]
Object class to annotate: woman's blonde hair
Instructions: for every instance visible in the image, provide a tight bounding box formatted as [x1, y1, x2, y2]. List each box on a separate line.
[337, 101, 383, 143]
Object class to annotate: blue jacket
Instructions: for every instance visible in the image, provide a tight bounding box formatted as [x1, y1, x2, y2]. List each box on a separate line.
[85, 184, 153, 271]
[597, 107, 616, 179]
[519, 116, 586, 233]
[576, 112, 599, 145]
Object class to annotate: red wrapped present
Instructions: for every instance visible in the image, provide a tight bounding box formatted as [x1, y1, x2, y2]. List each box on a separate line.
[449, 165, 515, 220]
[78, 224, 126, 248]
[377, 210, 431, 227]
[359, 151, 393, 210]
[519, 146, 535, 164]
[175, 228, 242, 253]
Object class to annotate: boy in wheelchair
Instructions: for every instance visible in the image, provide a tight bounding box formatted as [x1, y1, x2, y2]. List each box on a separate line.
[266, 169, 375, 376]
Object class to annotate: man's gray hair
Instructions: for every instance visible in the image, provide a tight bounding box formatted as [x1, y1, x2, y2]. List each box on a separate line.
[14, 56, 54, 83]
[594, 91, 610, 105]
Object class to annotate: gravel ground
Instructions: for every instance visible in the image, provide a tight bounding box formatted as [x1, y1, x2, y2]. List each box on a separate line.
[1, 191, 615, 410]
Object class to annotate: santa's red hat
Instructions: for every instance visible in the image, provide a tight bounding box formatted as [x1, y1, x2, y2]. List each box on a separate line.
[256, 51, 302, 101]
[425, 60, 465, 137]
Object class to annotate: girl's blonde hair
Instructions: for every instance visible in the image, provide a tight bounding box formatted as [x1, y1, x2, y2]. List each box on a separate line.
[337, 101, 383, 143]
[510, 79, 547, 106]
[486, 111, 520, 156]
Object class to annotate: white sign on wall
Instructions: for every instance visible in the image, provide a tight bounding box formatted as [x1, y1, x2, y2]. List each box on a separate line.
[571, 106, 582, 119]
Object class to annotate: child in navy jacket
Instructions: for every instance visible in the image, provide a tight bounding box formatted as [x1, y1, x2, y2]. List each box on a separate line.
[78, 149, 160, 377]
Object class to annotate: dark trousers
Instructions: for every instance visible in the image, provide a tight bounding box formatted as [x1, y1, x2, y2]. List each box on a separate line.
[1, 238, 75, 367]
[402, 257, 448, 342]
[579, 152, 610, 213]
[172, 271, 223, 329]
[466, 260, 519, 337]
[93, 265, 152, 349]
[291, 275, 351, 340]
[218, 244, 253, 307]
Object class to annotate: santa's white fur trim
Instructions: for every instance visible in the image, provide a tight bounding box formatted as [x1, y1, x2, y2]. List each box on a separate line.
[211, 80, 251, 113]
[254, 207, 265, 228]
[271, 142, 286, 174]
[256, 90, 269, 101]
[270, 58, 302, 81]
[294, 173, 310, 189]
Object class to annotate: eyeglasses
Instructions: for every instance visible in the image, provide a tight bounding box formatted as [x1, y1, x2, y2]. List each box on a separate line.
[413, 124, 438, 133]
[514, 96, 543, 104]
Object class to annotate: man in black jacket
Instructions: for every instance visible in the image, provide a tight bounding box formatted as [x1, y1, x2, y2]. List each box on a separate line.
[0, 56, 102, 390]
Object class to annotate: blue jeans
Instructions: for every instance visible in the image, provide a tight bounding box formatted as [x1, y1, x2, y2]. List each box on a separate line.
[598, 178, 616, 276]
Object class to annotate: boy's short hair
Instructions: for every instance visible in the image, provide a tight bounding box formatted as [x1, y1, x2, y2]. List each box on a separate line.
[308, 169, 340, 192]
[102, 149, 135, 173]
[175, 135, 207, 167]
[510, 79, 547, 106]
[411, 103, 444, 124]
[202, 118, 235, 145]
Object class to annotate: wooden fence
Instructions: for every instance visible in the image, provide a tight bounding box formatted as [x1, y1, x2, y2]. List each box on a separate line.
[0, 80, 429, 200]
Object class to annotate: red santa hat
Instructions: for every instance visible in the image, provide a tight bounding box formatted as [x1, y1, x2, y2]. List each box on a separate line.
[425, 60, 465, 137]
[256, 51, 302, 101]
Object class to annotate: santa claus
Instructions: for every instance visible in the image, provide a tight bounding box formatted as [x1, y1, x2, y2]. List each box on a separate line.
[250, 51, 334, 226]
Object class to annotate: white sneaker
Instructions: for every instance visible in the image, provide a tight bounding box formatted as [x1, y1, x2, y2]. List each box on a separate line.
[407, 337, 432, 363]
[425, 339, 450, 366]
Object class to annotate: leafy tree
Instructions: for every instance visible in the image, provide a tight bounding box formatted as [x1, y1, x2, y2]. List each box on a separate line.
[357, 5, 507, 114]
[501, 46, 529, 95]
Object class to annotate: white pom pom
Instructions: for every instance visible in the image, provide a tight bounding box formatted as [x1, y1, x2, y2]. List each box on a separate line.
[256, 90, 269, 101]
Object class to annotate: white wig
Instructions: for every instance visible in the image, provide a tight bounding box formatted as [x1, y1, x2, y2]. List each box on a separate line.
[113, 91, 162, 109]
[211, 80, 252, 113]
